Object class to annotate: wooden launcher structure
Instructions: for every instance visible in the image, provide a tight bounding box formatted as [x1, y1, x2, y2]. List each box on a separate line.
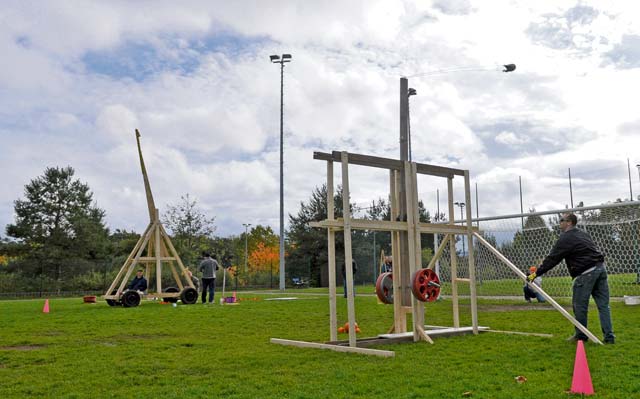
[272, 150, 482, 357]
[271, 78, 602, 356]
[103, 129, 197, 307]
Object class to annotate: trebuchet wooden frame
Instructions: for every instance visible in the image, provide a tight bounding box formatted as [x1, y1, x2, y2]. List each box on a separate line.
[103, 129, 196, 307]
[271, 149, 602, 356]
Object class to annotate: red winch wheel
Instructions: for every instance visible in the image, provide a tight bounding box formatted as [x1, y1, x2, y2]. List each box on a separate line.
[375, 272, 394, 304]
[411, 268, 441, 302]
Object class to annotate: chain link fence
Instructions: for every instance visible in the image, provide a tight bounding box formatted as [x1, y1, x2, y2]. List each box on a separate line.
[434, 201, 640, 298]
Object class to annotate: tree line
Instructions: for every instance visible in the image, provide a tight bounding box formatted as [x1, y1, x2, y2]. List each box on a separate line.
[0, 166, 440, 294]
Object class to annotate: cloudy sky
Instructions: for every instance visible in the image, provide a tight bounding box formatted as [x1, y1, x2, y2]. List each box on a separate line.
[2, 0, 640, 237]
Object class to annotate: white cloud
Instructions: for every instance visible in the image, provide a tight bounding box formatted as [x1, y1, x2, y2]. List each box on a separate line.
[2, 1, 640, 237]
[495, 131, 530, 146]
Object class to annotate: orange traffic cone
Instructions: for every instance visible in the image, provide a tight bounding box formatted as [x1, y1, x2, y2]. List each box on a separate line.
[570, 340, 594, 395]
[42, 299, 50, 313]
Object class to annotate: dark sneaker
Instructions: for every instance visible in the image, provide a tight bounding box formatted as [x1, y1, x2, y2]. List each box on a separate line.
[566, 335, 588, 342]
[604, 339, 615, 344]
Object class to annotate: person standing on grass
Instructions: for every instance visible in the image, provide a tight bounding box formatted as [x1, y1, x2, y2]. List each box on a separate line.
[528, 213, 615, 344]
[199, 252, 219, 304]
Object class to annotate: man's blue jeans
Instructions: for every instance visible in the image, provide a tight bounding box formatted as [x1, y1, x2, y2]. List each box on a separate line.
[201, 278, 215, 303]
[572, 265, 615, 342]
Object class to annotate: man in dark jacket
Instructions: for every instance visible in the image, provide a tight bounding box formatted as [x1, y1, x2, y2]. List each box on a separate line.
[129, 269, 148, 292]
[199, 252, 219, 304]
[528, 213, 615, 343]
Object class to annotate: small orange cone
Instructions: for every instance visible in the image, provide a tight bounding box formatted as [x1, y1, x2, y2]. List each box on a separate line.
[42, 299, 50, 313]
[570, 340, 594, 395]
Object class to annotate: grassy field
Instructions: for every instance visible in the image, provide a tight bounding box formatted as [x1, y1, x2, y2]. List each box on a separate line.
[1, 290, 638, 398]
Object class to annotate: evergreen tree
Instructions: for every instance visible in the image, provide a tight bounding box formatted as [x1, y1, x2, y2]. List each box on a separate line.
[5, 166, 109, 291]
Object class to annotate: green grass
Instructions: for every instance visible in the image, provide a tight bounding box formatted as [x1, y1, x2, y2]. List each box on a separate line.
[0, 291, 638, 398]
[448, 273, 640, 297]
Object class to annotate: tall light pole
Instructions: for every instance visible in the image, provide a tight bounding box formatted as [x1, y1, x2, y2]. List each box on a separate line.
[454, 202, 466, 256]
[270, 53, 292, 290]
[242, 223, 251, 273]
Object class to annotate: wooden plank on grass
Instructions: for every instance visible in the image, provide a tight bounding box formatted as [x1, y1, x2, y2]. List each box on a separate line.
[270, 338, 395, 357]
[378, 326, 489, 339]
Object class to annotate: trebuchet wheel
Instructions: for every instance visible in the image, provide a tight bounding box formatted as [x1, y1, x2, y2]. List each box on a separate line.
[375, 272, 394, 304]
[106, 290, 121, 306]
[411, 268, 441, 302]
[122, 290, 141, 308]
[180, 287, 198, 305]
[163, 286, 179, 303]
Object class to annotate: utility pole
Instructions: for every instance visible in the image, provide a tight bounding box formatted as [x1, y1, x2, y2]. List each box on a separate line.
[242, 223, 251, 273]
[270, 54, 292, 290]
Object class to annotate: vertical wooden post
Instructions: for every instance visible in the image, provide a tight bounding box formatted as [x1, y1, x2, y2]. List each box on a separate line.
[155, 209, 162, 294]
[398, 77, 411, 309]
[447, 177, 460, 328]
[341, 152, 357, 347]
[390, 170, 404, 333]
[327, 161, 337, 342]
[464, 171, 479, 333]
[406, 162, 424, 341]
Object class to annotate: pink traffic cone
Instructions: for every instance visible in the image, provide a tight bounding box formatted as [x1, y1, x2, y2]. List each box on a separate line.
[42, 299, 50, 313]
[570, 340, 594, 395]
[232, 291, 237, 303]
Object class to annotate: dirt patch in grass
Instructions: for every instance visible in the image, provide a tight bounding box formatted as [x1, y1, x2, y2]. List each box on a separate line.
[0, 345, 46, 351]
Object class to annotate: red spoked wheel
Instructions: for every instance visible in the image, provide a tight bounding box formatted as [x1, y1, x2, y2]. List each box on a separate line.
[375, 272, 394, 304]
[411, 268, 441, 302]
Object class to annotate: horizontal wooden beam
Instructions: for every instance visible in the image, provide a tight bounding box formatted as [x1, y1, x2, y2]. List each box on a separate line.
[378, 326, 489, 339]
[138, 257, 176, 262]
[270, 338, 395, 357]
[309, 218, 478, 234]
[313, 151, 465, 178]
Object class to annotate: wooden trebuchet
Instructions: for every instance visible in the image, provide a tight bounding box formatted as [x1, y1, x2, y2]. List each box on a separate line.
[103, 129, 196, 307]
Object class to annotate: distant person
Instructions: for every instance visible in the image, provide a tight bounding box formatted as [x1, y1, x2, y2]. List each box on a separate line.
[129, 269, 148, 292]
[381, 256, 393, 273]
[199, 252, 219, 304]
[342, 259, 358, 298]
[523, 266, 545, 302]
[528, 213, 615, 344]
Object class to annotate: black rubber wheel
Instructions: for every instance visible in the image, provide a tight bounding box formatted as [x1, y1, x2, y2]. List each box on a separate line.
[180, 287, 198, 305]
[106, 290, 121, 306]
[122, 290, 141, 308]
[163, 286, 180, 303]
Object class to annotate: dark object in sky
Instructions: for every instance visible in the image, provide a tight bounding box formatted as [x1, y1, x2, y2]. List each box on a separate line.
[503, 64, 516, 72]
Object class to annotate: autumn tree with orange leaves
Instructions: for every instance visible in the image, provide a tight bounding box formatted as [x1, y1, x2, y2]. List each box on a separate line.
[248, 242, 279, 272]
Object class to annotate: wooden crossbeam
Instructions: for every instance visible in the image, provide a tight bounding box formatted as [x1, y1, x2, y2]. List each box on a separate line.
[313, 151, 465, 178]
[309, 218, 478, 234]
